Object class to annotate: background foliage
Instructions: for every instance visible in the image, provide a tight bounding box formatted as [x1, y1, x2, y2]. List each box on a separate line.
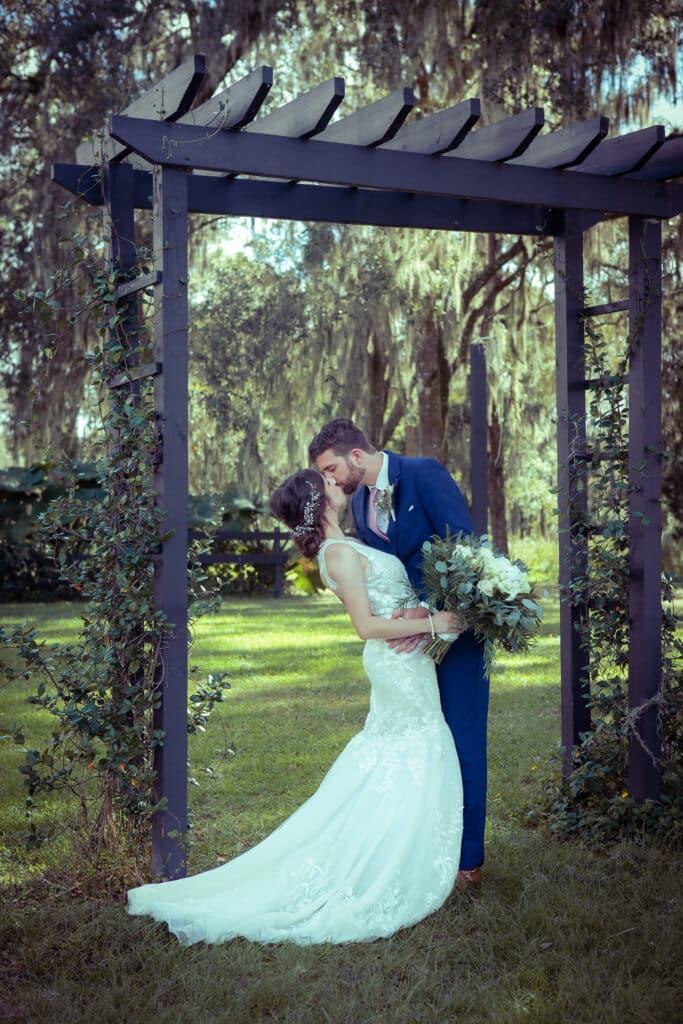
[1, 0, 681, 550]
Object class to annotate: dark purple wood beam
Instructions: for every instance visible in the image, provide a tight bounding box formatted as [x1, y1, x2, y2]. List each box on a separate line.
[178, 66, 273, 130]
[628, 135, 683, 181]
[568, 125, 665, 177]
[582, 298, 630, 317]
[52, 163, 561, 235]
[314, 87, 415, 146]
[508, 116, 608, 169]
[627, 216, 663, 803]
[151, 165, 190, 880]
[381, 98, 480, 154]
[246, 77, 344, 139]
[554, 214, 591, 776]
[104, 163, 137, 272]
[104, 163, 140, 398]
[446, 107, 544, 162]
[107, 116, 683, 218]
[469, 343, 488, 534]
[77, 56, 207, 166]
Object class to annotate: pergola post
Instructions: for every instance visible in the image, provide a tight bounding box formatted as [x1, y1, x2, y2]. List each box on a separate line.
[105, 163, 137, 276]
[627, 217, 662, 801]
[554, 214, 591, 778]
[104, 163, 139, 401]
[469, 342, 488, 535]
[151, 166, 190, 878]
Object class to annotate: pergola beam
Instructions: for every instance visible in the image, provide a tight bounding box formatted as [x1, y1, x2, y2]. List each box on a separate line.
[245, 77, 344, 139]
[177, 65, 273, 130]
[77, 55, 207, 166]
[508, 116, 608, 169]
[629, 135, 683, 181]
[446, 107, 544, 162]
[381, 98, 481, 154]
[108, 116, 683, 218]
[568, 125, 666, 177]
[314, 86, 415, 146]
[52, 163, 561, 235]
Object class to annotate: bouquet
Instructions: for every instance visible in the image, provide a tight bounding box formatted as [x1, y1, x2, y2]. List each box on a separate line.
[420, 531, 543, 672]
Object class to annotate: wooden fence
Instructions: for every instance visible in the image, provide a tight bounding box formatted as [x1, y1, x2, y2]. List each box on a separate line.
[189, 526, 291, 597]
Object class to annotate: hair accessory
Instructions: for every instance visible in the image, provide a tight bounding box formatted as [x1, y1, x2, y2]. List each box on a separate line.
[293, 479, 321, 537]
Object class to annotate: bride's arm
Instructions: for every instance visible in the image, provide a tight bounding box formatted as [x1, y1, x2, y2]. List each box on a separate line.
[323, 543, 457, 642]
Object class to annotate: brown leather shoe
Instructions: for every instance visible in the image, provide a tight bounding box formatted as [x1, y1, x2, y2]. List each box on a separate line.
[454, 866, 482, 891]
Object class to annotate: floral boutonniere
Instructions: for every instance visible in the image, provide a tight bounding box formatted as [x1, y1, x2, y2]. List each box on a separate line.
[375, 484, 396, 521]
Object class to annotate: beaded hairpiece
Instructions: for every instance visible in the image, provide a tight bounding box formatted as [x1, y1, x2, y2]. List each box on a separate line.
[292, 479, 322, 537]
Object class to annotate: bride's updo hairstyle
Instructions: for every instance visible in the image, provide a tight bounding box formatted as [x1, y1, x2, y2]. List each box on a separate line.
[270, 469, 326, 559]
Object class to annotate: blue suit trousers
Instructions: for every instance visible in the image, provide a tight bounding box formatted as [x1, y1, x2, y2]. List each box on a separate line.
[436, 631, 489, 870]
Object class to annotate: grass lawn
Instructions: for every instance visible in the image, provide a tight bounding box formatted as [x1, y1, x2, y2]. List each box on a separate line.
[0, 594, 681, 1024]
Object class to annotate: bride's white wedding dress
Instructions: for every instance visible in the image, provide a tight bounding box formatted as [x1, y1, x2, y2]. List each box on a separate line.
[127, 539, 463, 945]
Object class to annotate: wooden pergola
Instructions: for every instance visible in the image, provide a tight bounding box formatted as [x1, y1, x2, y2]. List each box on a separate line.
[53, 56, 683, 878]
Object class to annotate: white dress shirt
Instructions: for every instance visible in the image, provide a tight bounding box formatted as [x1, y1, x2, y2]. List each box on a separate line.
[369, 452, 391, 534]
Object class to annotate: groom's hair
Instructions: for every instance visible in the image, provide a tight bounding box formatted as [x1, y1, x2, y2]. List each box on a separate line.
[308, 418, 375, 462]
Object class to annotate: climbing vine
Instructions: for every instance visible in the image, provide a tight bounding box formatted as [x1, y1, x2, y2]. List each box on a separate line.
[1, 215, 228, 852]
[525, 316, 682, 841]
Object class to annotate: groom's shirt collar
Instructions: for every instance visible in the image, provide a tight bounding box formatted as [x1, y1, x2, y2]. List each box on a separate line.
[369, 451, 390, 491]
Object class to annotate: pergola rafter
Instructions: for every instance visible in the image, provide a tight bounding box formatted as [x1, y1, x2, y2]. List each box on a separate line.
[54, 56, 682, 878]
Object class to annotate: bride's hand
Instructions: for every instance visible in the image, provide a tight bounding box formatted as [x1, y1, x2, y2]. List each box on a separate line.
[387, 606, 428, 653]
[431, 611, 462, 637]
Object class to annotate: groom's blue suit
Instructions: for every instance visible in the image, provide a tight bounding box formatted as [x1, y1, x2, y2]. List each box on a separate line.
[351, 451, 488, 870]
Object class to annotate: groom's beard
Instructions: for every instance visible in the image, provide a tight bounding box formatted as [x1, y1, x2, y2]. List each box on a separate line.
[340, 458, 366, 495]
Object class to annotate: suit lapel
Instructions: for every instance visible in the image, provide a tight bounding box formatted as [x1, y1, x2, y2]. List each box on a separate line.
[351, 487, 366, 537]
[385, 451, 401, 551]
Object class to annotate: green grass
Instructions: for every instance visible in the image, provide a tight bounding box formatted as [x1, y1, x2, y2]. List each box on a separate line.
[1, 596, 681, 1024]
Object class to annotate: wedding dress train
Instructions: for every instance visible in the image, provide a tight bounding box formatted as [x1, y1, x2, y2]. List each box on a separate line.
[127, 539, 463, 945]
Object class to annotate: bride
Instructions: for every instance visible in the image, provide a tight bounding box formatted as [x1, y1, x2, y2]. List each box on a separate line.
[127, 469, 463, 945]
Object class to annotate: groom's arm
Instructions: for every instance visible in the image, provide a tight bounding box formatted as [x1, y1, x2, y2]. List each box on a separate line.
[419, 459, 474, 539]
[389, 459, 473, 654]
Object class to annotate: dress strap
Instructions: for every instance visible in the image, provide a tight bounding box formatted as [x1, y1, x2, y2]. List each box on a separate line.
[317, 540, 340, 591]
[317, 538, 368, 592]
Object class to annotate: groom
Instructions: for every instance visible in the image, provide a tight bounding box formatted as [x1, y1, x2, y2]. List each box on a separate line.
[309, 418, 488, 889]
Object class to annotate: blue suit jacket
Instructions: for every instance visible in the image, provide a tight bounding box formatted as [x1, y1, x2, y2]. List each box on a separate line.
[351, 451, 474, 597]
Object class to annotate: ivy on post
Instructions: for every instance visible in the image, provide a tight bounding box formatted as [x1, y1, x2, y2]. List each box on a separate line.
[627, 217, 663, 802]
[151, 164, 190, 878]
[553, 213, 591, 778]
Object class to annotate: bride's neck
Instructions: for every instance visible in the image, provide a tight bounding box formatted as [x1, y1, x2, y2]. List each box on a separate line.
[323, 511, 344, 540]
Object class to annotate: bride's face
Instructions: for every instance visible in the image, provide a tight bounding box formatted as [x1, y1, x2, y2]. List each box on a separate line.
[323, 475, 346, 514]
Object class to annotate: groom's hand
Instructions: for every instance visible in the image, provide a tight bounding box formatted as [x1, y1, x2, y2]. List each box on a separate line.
[387, 606, 428, 654]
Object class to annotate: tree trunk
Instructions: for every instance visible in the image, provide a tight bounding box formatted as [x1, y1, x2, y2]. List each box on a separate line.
[488, 400, 509, 554]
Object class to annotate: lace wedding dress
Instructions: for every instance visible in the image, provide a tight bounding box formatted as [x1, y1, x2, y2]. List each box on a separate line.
[127, 539, 463, 945]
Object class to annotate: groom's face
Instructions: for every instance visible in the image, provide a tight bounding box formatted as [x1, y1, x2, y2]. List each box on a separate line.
[315, 448, 366, 495]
